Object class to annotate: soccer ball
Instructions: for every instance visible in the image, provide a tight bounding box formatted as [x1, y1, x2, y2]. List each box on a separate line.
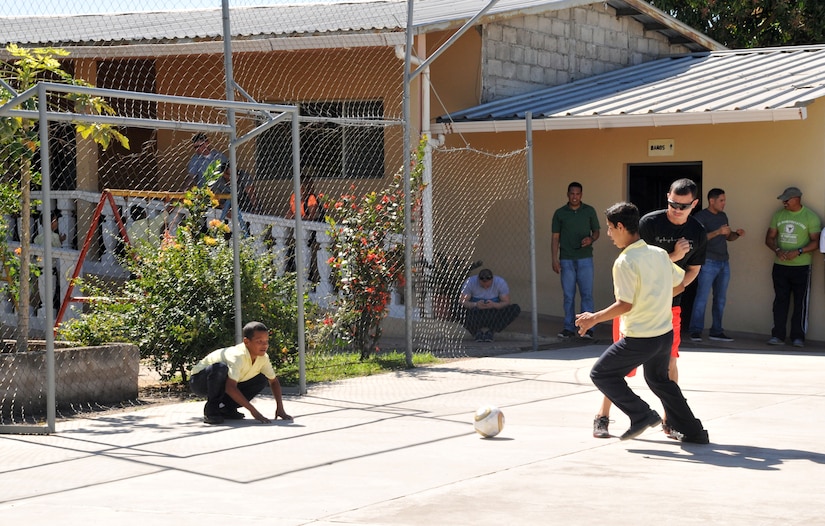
[474, 405, 505, 438]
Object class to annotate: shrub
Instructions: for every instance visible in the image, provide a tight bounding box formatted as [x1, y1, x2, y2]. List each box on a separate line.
[322, 139, 426, 359]
[59, 186, 307, 381]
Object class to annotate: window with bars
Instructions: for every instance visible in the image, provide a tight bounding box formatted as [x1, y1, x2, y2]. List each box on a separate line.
[255, 99, 385, 179]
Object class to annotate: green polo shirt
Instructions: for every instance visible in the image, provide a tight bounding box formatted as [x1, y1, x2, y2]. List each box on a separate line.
[551, 202, 600, 260]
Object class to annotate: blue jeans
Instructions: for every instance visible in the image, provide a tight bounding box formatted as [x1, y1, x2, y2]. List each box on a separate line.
[689, 259, 729, 335]
[560, 258, 594, 332]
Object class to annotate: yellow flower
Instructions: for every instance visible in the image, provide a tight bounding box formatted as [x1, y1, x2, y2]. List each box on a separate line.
[203, 236, 217, 246]
[183, 199, 193, 207]
[208, 219, 223, 230]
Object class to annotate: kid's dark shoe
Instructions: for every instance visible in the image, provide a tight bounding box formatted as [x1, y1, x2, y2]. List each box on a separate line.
[203, 414, 225, 425]
[220, 408, 245, 420]
[620, 411, 662, 441]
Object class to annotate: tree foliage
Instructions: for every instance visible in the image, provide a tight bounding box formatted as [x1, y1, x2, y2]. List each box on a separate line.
[0, 45, 128, 350]
[650, 0, 825, 48]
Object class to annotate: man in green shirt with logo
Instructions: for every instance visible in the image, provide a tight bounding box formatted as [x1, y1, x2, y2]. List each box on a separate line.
[764, 186, 822, 348]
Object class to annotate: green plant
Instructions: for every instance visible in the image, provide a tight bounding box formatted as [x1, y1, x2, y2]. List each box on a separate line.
[277, 350, 439, 386]
[322, 139, 427, 359]
[1, 44, 128, 351]
[59, 194, 307, 381]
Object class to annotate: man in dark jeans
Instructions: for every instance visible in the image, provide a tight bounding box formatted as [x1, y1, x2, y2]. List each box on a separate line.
[189, 321, 292, 424]
[459, 268, 521, 342]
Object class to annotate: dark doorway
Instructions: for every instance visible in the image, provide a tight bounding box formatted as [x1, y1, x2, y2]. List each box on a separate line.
[628, 162, 703, 331]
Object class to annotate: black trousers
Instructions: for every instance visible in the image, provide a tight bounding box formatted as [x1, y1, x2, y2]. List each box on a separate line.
[590, 331, 704, 436]
[189, 363, 268, 416]
[771, 263, 811, 341]
[463, 303, 521, 335]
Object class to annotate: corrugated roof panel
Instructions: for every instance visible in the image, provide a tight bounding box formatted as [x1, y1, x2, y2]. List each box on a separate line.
[0, 0, 591, 46]
[440, 46, 825, 125]
[0, 0, 717, 52]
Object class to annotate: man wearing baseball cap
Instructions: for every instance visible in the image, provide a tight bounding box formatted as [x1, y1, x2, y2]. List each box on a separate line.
[764, 186, 821, 347]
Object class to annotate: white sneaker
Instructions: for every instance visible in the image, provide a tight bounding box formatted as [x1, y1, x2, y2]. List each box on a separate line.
[766, 337, 783, 345]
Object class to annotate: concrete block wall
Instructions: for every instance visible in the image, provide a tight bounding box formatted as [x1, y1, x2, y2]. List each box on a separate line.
[481, 3, 693, 101]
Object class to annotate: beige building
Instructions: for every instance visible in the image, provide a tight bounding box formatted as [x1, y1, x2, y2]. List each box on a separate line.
[2, 1, 822, 341]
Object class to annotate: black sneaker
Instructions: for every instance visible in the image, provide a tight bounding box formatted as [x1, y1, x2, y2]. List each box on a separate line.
[483, 331, 494, 342]
[557, 329, 575, 339]
[689, 333, 702, 342]
[220, 408, 245, 420]
[620, 411, 662, 441]
[580, 330, 594, 340]
[709, 333, 734, 342]
[475, 331, 484, 342]
[678, 429, 710, 444]
[203, 414, 225, 425]
[593, 416, 610, 438]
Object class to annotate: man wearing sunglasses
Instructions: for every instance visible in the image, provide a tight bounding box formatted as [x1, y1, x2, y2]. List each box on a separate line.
[765, 187, 821, 348]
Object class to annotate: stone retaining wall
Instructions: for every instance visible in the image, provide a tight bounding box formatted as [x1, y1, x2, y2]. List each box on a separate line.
[1, 343, 139, 417]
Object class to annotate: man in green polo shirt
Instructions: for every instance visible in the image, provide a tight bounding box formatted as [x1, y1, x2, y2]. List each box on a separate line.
[552, 182, 600, 339]
[765, 186, 822, 348]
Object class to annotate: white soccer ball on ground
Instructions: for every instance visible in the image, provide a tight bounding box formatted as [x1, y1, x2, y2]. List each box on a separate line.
[474, 405, 505, 438]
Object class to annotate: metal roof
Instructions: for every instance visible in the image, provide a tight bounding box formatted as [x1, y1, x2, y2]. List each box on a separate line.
[434, 45, 825, 132]
[0, 0, 719, 52]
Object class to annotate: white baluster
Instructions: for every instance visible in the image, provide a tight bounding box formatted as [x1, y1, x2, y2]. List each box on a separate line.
[271, 225, 290, 276]
[315, 229, 333, 306]
[101, 210, 118, 266]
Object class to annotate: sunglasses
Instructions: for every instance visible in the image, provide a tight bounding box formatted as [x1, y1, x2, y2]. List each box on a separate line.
[479, 275, 492, 281]
[667, 199, 693, 211]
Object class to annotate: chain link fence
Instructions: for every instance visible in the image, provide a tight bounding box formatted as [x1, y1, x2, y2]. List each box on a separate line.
[0, 1, 533, 431]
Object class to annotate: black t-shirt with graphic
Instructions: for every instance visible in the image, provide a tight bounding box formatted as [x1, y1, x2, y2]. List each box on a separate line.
[639, 209, 707, 306]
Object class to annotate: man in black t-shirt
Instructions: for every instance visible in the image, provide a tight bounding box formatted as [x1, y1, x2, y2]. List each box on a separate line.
[639, 178, 707, 384]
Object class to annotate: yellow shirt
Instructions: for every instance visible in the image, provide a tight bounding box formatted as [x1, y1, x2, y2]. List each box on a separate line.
[190, 342, 276, 382]
[614, 239, 684, 338]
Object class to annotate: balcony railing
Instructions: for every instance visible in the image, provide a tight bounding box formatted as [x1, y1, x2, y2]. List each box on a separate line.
[2, 190, 406, 334]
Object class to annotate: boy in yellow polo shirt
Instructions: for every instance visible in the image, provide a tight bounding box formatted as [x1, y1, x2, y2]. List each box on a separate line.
[576, 202, 708, 443]
[190, 321, 293, 425]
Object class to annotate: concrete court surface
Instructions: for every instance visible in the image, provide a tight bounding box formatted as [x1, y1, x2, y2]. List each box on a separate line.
[1, 342, 824, 526]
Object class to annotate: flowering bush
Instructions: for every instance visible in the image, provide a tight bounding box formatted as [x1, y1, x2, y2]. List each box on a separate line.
[59, 190, 308, 381]
[322, 139, 426, 359]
